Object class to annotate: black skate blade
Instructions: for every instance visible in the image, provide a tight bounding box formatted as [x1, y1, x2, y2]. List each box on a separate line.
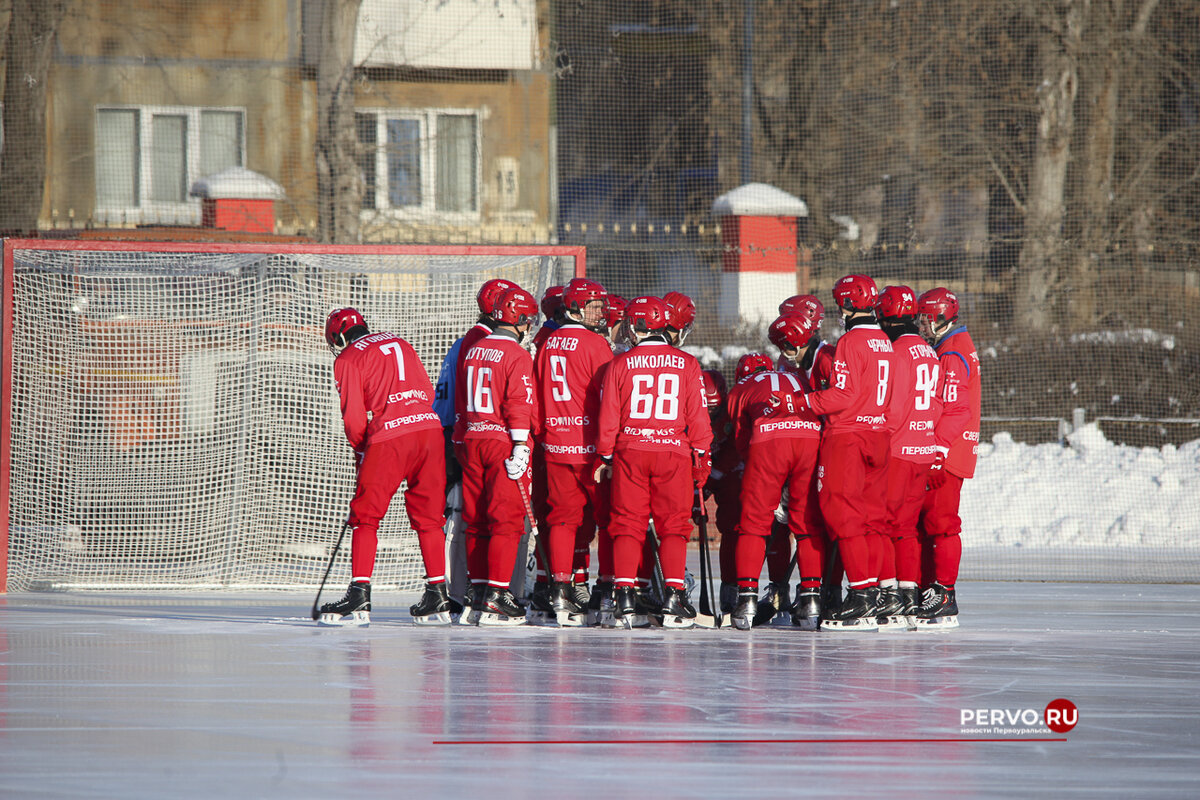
[751, 600, 777, 627]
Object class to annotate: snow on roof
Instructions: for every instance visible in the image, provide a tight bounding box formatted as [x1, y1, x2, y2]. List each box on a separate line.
[189, 167, 286, 200]
[711, 182, 808, 217]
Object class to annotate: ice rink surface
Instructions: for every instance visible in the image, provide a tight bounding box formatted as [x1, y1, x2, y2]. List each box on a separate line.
[2, 581, 1199, 799]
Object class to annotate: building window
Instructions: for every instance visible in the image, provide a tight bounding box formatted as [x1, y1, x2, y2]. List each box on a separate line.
[357, 108, 479, 217]
[95, 106, 245, 223]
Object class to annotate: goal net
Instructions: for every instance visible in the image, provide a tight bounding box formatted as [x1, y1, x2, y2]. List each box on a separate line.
[1, 240, 582, 591]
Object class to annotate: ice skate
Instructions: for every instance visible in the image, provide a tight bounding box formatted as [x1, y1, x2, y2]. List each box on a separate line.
[732, 589, 758, 631]
[478, 586, 527, 627]
[318, 581, 371, 627]
[571, 581, 591, 612]
[659, 587, 697, 629]
[409, 581, 453, 626]
[457, 583, 486, 626]
[821, 587, 879, 631]
[754, 581, 792, 627]
[549, 581, 586, 627]
[588, 580, 617, 628]
[614, 585, 649, 629]
[914, 583, 959, 630]
[791, 587, 821, 630]
[899, 586, 920, 630]
[874, 586, 909, 632]
[526, 582, 555, 626]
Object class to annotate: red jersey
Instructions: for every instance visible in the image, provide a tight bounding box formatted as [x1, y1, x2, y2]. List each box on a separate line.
[534, 322, 613, 464]
[451, 322, 494, 444]
[333, 331, 441, 451]
[459, 331, 536, 445]
[727, 371, 822, 457]
[596, 339, 713, 458]
[807, 323, 894, 434]
[776, 340, 834, 392]
[933, 327, 982, 479]
[887, 332, 941, 465]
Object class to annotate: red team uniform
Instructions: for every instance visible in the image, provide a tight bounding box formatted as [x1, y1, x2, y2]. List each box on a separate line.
[595, 296, 713, 627]
[534, 292, 614, 586]
[917, 288, 981, 626]
[459, 294, 538, 620]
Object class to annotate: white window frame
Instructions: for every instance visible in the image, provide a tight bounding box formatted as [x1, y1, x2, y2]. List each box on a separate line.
[94, 105, 246, 226]
[357, 107, 482, 223]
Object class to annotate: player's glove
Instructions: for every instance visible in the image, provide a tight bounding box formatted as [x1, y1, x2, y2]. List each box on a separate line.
[766, 388, 809, 415]
[773, 486, 790, 524]
[593, 454, 613, 484]
[927, 451, 948, 490]
[504, 442, 531, 481]
[692, 450, 712, 487]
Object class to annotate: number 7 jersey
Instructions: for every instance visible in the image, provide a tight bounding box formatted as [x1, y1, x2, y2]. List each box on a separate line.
[333, 331, 441, 451]
[595, 338, 713, 457]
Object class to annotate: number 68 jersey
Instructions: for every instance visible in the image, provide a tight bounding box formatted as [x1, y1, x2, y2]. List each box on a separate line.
[595, 338, 713, 458]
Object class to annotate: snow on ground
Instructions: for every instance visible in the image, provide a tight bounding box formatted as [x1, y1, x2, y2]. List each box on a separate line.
[962, 423, 1200, 550]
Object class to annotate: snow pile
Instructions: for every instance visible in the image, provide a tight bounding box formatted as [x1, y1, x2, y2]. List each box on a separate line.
[963, 423, 1200, 550]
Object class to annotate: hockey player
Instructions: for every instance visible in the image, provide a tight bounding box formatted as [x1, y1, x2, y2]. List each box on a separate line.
[915, 287, 980, 629]
[727, 326, 822, 630]
[663, 291, 697, 346]
[320, 308, 449, 626]
[434, 278, 516, 608]
[459, 286, 540, 626]
[533, 277, 612, 626]
[702, 368, 741, 614]
[776, 294, 830, 383]
[594, 296, 713, 629]
[774, 275, 895, 630]
[532, 284, 566, 352]
[876, 286, 941, 629]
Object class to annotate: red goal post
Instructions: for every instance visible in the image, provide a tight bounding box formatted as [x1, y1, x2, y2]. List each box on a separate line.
[1, 239, 584, 592]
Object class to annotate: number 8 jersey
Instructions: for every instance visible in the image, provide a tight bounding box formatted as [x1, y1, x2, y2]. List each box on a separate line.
[596, 338, 713, 458]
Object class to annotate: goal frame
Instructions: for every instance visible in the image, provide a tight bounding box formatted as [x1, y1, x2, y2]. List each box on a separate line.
[0, 238, 586, 593]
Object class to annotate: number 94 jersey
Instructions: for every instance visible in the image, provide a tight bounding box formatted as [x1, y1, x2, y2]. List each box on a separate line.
[596, 339, 713, 457]
[333, 331, 441, 451]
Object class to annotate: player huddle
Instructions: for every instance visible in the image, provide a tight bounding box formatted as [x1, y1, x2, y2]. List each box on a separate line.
[318, 271, 980, 633]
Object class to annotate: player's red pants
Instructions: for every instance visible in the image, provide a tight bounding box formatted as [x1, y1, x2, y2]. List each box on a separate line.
[919, 471, 964, 586]
[885, 457, 930, 584]
[734, 437, 819, 586]
[349, 429, 446, 582]
[608, 449, 692, 589]
[460, 437, 528, 587]
[544, 459, 611, 580]
[817, 429, 890, 589]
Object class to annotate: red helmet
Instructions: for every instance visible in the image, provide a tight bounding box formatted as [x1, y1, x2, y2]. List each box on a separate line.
[701, 370, 728, 409]
[562, 277, 608, 313]
[325, 307, 366, 349]
[540, 285, 565, 317]
[778, 294, 824, 328]
[768, 314, 817, 352]
[662, 291, 696, 331]
[917, 287, 959, 325]
[625, 296, 669, 334]
[492, 287, 539, 326]
[735, 352, 774, 381]
[877, 285, 918, 320]
[477, 278, 517, 314]
[605, 294, 627, 328]
[832, 274, 879, 312]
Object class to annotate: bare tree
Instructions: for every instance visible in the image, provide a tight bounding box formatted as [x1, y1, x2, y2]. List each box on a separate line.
[314, 0, 363, 244]
[0, 0, 68, 234]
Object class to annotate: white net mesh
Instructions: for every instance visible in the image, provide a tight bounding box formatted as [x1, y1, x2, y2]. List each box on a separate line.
[4, 242, 579, 590]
